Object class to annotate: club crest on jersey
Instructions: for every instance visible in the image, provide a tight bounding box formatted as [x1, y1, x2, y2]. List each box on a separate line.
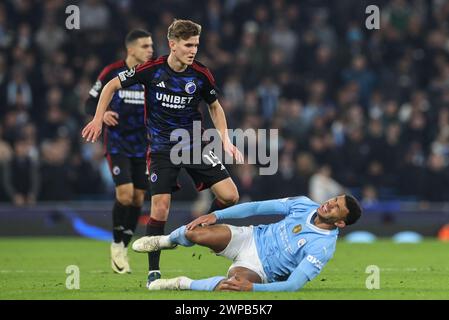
[293, 224, 302, 233]
[185, 81, 196, 94]
[150, 173, 157, 182]
[112, 166, 121, 176]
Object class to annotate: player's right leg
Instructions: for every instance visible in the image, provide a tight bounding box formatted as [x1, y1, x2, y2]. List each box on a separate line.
[133, 224, 232, 254]
[145, 152, 181, 285]
[145, 193, 171, 284]
[107, 154, 134, 274]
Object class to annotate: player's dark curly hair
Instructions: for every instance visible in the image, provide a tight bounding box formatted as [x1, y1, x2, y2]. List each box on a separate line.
[167, 19, 202, 40]
[125, 29, 152, 47]
[344, 194, 362, 226]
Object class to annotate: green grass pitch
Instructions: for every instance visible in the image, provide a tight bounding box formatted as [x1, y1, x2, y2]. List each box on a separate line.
[0, 237, 448, 300]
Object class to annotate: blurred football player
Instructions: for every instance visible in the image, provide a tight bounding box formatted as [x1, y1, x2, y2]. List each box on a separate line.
[84, 29, 153, 274]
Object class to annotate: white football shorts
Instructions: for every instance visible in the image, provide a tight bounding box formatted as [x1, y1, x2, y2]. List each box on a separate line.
[216, 225, 268, 283]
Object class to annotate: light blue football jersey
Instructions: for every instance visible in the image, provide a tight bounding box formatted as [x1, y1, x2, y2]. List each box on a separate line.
[253, 196, 338, 283]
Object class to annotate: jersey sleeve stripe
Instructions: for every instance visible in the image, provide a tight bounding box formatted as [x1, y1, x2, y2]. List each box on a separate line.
[136, 56, 166, 73]
[191, 62, 215, 85]
[98, 60, 126, 81]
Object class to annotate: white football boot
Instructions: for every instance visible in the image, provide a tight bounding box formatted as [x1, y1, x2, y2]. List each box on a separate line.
[123, 246, 131, 273]
[132, 236, 177, 253]
[110, 242, 127, 274]
[147, 276, 192, 291]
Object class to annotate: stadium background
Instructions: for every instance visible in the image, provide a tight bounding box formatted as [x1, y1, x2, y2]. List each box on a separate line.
[0, 0, 449, 239]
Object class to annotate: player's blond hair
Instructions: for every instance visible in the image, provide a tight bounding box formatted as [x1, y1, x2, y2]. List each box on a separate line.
[167, 19, 202, 40]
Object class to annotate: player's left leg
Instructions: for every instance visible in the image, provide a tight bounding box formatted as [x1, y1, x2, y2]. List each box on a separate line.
[122, 188, 145, 247]
[148, 265, 263, 291]
[120, 158, 149, 273]
[111, 183, 134, 274]
[120, 188, 146, 273]
[147, 266, 262, 291]
[122, 157, 149, 248]
[185, 150, 239, 214]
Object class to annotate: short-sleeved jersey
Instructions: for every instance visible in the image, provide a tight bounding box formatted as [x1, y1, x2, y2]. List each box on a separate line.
[254, 197, 338, 283]
[88, 60, 147, 157]
[117, 55, 219, 153]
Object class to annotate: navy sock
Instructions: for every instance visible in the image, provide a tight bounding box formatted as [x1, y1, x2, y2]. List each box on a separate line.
[112, 201, 127, 243]
[146, 217, 165, 271]
[122, 206, 141, 247]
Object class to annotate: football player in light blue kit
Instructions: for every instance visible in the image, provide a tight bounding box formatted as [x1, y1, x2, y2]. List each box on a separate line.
[132, 194, 362, 291]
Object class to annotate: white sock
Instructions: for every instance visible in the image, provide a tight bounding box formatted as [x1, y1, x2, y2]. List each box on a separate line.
[158, 235, 173, 247]
[179, 277, 193, 290]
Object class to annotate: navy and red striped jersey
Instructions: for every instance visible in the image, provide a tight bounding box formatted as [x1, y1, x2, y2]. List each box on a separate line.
[118, 55, 219, 153]
[86, 60, 147, 157]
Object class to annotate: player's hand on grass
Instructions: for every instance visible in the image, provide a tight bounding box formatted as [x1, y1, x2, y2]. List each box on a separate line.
[186, 213, 217, 230]
[220, 275, 253, 292]
[103, 111, 119, 126]
[223, 138, 244, 164]
[82, 119, 103, 143]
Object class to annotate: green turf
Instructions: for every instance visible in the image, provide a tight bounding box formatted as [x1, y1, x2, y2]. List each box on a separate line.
[0, 237, 448, 299]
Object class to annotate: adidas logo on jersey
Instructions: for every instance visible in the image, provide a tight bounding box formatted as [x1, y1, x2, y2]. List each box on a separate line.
[156, 81, 166, 88]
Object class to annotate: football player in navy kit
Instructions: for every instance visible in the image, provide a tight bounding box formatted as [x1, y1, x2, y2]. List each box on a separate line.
[82, 20, 243, 287]
[84, 29, 153, 274]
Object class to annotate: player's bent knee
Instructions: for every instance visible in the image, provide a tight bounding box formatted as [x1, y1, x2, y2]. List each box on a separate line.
[185, 229, 200, 244]
[132, 199, 144, 207]
[132, 192, 145, 207]
[221, 192, 239, 206]
[151, 199, 170, 220]
[216, 188, 239, 206]
[116, 192, 133, 206]
[116, 184, 134, 206]
[185, 227, 213, 245]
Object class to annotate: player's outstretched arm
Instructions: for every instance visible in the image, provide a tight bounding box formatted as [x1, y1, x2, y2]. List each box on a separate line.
[81, 77, 122, 142]
[216, 199, 291, 220]
[208, 100, 243, 163]
[186, 199, 290, 230]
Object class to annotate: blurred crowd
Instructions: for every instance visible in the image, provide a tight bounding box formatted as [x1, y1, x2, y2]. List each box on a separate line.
[1, 0, 449, 205]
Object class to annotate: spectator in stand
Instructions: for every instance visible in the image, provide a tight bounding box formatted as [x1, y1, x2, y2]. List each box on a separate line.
[2, 137, 39, 206]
